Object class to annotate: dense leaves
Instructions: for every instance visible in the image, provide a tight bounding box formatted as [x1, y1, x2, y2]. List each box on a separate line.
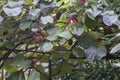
[0, 0, 120, 80]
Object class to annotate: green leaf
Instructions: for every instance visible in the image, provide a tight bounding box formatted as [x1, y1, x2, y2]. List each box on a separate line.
[28, 70, 40, 80]
[111, 1, 120, 9]
[83, 24, 88, 32]
[101, 0, 109, 6]
[27, 9, 41, 20]
[10, 54, 31, 68]
[4, 40, 15, 49]
[25, 0, 33, 4]
[88, 31, 104, 40]
[19, 21, 31, 31]
[85, 15, 98, 29]
[61, 61, 72, 74]
[46, 35, 58, 41]
[77, 34, 95, 49]
[62, 52, 71, 60]
[38, 42, 53, 52]
[47, 28, 58, 35]
[58, 30, 72, 40]
[4, 60, 17, 72]
[50, 52, 62, 62]
[72, 48, 85, 58]
[8, 71, 25, 80]
[86, 12, 95, 21]
[110, 43, 120, 54]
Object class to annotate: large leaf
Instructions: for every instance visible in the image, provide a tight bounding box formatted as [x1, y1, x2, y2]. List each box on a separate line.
[85, 15, 98, 29]
[74, 27, 84, 36]
[10, 54, 31, 68]
[103, 14, 118, 26]
[86, 9, 101, 17]
[25, 0, 33, 4]
[46, 28, 58, 41]
[33, 0, 39, 5]
[8, 71, 25, 80]
[4, 40, 15, 49]
[3, 6, 22, 17]
[46, 35, 58, 41]
[100, 0, 109, 6]
[28, 70, 40, 80]
[109, 33, 120, 41]
[4, 60, 17, 72]
[8, 1, 23, 8]
[77, 34, 95, 49]
[72, 48, 85, 58]
[85, 46, 107, 61]
[38, 42, 53, 52]
[88, 31, 104, 40]
[58, 30, 72, 40]
[19, 21, 31, 31]
[86, 12, 95, 21]
[50, 52, 62, 62]
[61, 61, 72, 74]
[40, 15, 54, 24]
[110, 43, 120, 54]
[27, 9, 41, 20]
[113, 20, 120, 29]
[47, 27, 58, 35]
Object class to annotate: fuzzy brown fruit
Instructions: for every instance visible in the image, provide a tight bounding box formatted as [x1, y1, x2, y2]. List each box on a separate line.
[40, 30, 46, 37]
[33, 35, 43, 43]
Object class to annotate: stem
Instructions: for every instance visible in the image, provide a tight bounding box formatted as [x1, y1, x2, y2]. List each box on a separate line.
[49, 60, 52, 80]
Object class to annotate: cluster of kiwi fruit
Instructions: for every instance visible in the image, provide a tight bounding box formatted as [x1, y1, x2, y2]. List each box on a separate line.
[32, 28, 46, 43]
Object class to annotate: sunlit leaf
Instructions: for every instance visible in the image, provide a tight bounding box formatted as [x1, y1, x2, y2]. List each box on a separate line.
[103, 14, 118, 26]
[74, 27, 84, 36]
[25, 0, 33, 4]
[40, 15, 54, 24]
[38, 42, 53, 52]
[89, 31, 104, 40]
[19, 21, 31, 31]
[3, 6, 22, 16]
[28, 70, 40, 80]
[8, 1, 23, 8]
[110, 43, 120, 54]
[10, 54, 31, 68]
[58, 30, 72, 40]
[27, 9, 41, 20]
[113, 20, 120, 29]
[86, 9, 101, 17]
[86, 12, 95, 20]
[4, 60, 17, 72]
[85, 46, 107, 61]
[46, 35, 58, 41]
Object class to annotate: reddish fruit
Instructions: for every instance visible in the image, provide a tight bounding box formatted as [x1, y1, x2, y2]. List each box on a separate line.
[72, 17, 79, 23]
[82, 0, 86, 4]
[65, 20, 71, 27]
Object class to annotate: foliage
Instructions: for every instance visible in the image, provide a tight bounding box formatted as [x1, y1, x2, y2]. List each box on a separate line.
[0, 0, 120, 80]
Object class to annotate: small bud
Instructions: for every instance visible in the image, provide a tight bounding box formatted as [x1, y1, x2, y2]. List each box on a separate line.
[72, 17, 79, 23]
[65, 20, 71, 27]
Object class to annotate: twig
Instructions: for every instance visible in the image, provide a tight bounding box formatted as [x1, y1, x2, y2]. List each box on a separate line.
[49, 60, 52, 80]
[32, 66, 49, 79]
